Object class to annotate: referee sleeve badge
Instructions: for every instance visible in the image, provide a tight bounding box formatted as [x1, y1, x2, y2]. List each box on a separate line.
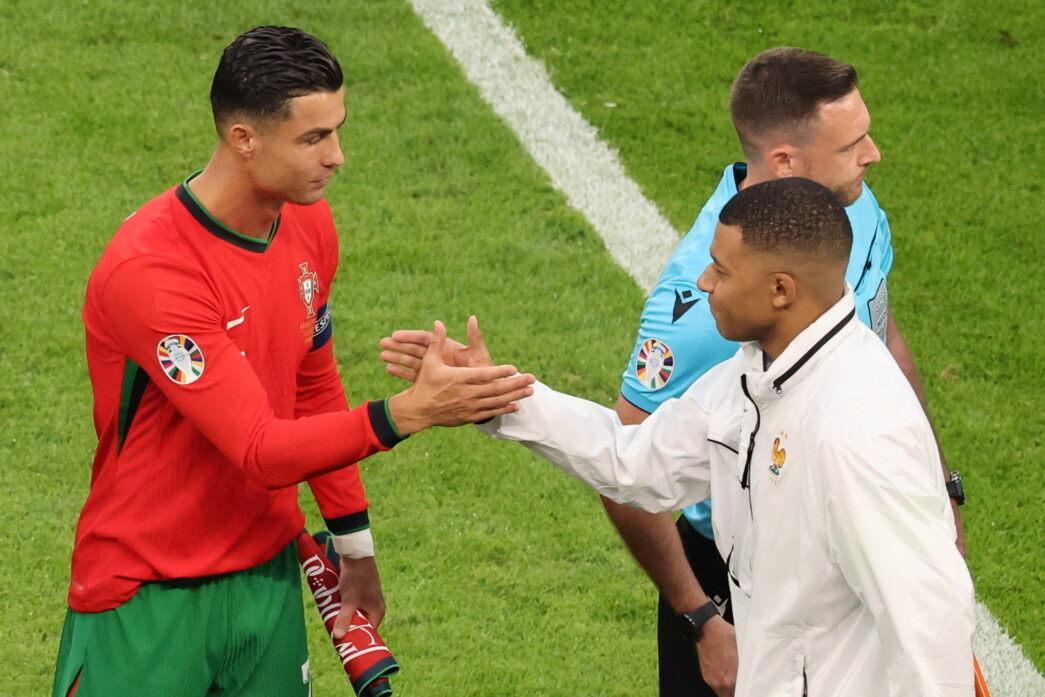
[636, 338, 674, 389]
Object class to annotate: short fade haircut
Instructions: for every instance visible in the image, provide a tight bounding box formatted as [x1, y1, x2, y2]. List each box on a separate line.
[210, 26, 343, 132]
[729, 47, 858, 158]
[719, 177, 852, 266]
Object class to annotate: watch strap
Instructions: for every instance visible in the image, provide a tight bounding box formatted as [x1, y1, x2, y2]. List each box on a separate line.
[945, 471, 965, 505]
[676, 600, 720, 641]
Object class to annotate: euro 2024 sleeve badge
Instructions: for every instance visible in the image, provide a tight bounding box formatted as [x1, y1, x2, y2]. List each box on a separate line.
[157, 334, 205, 385]
[636, 338, 674, 390]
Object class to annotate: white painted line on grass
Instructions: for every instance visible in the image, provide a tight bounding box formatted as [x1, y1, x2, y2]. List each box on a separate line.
[409, 1, 1045, 693]
[974, 602, 1045, 696]
[408, 0, 678, 293]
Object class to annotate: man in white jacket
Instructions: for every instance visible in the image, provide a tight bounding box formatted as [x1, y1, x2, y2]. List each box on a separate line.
[382, 177, 974, 697]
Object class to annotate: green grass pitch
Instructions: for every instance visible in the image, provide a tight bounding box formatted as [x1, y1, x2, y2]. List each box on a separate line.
[0, 0, 1040, 694]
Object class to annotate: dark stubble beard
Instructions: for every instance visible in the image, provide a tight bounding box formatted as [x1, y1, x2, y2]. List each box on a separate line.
[832, 179, 863, 207]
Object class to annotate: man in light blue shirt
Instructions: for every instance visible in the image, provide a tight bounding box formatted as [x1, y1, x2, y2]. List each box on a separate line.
[607, 47, 966, 697]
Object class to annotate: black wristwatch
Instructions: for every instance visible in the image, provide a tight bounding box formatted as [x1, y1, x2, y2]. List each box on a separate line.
[675, 600, 720, 642]
[946, 471, 965, 506]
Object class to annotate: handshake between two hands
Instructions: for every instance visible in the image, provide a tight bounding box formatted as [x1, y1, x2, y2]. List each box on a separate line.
[382, 316, 536, 436]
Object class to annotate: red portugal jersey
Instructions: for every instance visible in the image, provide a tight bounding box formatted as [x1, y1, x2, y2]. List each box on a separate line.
[71, 175, 404, 612]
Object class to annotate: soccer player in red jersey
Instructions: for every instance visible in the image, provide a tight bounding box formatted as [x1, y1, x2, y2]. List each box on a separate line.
[52, 26, 534, 697]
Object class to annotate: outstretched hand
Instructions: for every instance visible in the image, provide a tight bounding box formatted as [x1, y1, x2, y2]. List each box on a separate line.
[386, 319, 533, 435]
[381, 315, 493, 383]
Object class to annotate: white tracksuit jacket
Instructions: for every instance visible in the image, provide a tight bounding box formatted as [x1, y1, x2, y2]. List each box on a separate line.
[479, 289, 975, 697]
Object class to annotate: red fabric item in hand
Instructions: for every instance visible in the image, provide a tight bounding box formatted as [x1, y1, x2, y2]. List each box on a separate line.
[297, 531, 399, 697]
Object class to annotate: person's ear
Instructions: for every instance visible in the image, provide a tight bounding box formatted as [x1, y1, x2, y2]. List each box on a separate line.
[765, 144, 800, 178]
[225, 122, 258, 159]
[770, 272, 797, 309]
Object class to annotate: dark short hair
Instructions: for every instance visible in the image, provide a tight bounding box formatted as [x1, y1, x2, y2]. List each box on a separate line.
[729, 47, 858, 156]
[210, 26, 343, 132]
[719, 177, 852, 265]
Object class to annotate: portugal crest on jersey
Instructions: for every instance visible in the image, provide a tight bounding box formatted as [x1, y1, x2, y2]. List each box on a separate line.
[636, 338, 674, 389]
[157, 334, 205, 385]
[298, 261, 319, 319]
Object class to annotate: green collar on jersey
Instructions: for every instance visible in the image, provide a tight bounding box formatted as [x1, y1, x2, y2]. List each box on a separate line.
[176, 171, 280, 253]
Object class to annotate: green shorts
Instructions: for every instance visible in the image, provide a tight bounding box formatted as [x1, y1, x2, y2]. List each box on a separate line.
[53, 541, 310, 697]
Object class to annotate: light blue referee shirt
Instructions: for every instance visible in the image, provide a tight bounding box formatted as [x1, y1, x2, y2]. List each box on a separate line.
[620, 163, 894, 538]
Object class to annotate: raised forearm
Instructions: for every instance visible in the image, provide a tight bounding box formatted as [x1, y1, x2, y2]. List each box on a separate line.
[480, 382, 711, 512]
